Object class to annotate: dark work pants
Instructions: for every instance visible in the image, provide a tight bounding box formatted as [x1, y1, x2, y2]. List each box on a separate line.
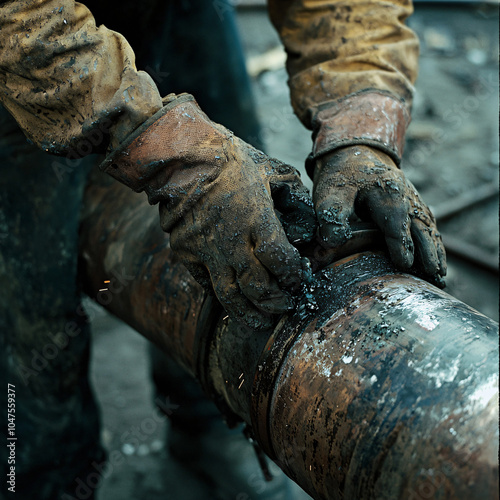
[0, 1, 261, 498]
[0, 107, 102, 499]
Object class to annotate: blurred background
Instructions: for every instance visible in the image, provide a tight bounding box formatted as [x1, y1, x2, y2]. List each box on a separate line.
[90, 1, 499, 498]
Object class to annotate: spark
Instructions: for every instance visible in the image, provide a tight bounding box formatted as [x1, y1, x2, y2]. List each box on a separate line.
[238, 379, 245, 389]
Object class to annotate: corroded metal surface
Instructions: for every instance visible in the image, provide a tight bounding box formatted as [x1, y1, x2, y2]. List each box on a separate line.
[80, 169, 498, 500]
[248, 253, 498, 499]
[79, 168, 205, 376]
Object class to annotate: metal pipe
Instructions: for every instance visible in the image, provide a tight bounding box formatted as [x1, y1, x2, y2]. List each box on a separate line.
[79, 169, 498, 500]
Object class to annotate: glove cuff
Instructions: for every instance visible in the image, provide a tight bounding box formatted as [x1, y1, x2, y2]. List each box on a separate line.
[100, 93, 232, 210]
[307, 91, 410, 176]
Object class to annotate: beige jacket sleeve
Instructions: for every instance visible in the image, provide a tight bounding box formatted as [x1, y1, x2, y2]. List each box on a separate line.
[268, 0, 419, 163]
[0, 0, 162, 157]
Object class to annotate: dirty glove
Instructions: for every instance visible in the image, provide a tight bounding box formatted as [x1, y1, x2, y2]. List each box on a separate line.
[102, 94, 317, 330]
[312, 145, 447, 283]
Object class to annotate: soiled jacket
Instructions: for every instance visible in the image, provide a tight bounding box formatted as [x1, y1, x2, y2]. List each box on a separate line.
[0, 0, 418, 165]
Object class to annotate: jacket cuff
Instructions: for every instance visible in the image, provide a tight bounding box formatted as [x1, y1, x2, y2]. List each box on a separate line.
[310, 91, 411, 168]
[100, 93, 197, 188]
[100, 93, 230, 206]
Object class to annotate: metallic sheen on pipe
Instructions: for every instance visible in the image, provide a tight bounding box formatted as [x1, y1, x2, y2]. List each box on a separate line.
[80, 170, 498, 500]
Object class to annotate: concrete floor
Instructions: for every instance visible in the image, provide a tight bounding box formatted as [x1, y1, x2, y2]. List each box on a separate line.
[90, 4, 499, 499]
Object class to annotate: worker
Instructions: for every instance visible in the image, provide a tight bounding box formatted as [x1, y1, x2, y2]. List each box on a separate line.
[0, 0, 446, 498]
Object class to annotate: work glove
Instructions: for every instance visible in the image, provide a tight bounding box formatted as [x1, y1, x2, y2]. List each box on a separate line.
[102, 94, 317, 330]
[311, 145, 447, 285]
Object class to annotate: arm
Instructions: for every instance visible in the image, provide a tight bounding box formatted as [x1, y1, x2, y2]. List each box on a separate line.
[0, 0, 317, 328]
[268, 0, 446, 283]
[0, 0, 162, 156]
[268, 0, 418, 162]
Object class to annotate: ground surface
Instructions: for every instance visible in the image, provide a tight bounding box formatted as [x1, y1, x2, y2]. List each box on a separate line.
[91, 4, 499, 499]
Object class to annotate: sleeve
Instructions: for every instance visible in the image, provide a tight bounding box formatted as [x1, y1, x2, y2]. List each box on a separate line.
[267, 0, 420, 163]
[0, 0, 163, 157]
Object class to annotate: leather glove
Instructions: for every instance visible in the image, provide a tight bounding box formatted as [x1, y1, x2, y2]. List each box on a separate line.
[102, 94, 317, 330]
[312, 145, 447, 284]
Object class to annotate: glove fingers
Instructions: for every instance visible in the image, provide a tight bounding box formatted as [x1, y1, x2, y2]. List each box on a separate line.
[365, 189, 414, 270]
[411, 219, 447, 278]
[235, 259, 294, 314]
[436, 232, 447, 277]
[211, 266, 275, 331]
[271, 182, 317, 244]
[178, 247, 283, 328]
[405, 179, 447, 278]
[314, 183, 357, 248]
[182, 260, 213, 293]
[253, 223, 303, 293]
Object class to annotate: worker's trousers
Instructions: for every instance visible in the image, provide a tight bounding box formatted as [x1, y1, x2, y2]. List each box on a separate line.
[0, 1, 260, 498]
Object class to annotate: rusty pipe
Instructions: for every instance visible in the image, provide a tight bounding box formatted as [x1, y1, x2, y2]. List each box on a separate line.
[79, 168, 498, 500]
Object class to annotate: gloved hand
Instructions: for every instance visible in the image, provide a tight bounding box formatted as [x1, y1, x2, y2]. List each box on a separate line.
[311, 145, 446, 284]
[102, 94, 317, 330]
